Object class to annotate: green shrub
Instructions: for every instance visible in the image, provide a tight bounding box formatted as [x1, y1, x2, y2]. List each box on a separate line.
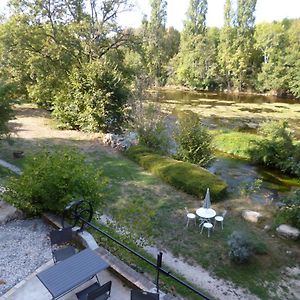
[135, 104, 170, 154]
[174, 111, 213, 167]
[4, 148, 106, 215]
[0, 82, 14, 136]
[228, 231, 254, 264]
[249, 121, 299, 176]
[53, 59, 129, 133]
[126, 145, 227, 200]
[275, 189, 300, 229]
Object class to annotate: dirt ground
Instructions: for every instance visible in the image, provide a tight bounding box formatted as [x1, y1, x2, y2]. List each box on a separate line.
[4, 103, 300, 300]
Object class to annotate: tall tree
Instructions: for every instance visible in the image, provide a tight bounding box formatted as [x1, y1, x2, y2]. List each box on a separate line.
[286, 19, 300, 98]
[255, 21, 289, 95]
[218, 0, 257, 91]
[234, 0, 257, 90]
[218, 0, 235, 90]
[175, 0, 211, 88]
[144, 0, 168, 85]
[1, 0, 133, 132]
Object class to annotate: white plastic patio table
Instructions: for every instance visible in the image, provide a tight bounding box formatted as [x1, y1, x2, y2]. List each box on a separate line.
[196, 208, 216, 219]
[37, 248, 109, 299]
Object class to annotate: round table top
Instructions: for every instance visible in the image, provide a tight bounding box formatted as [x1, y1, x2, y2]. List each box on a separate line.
[196, 207, 216, 219]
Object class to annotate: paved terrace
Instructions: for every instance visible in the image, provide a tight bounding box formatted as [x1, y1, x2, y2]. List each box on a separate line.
[2, 260, 131, 300]
[1, 212, 177, 300]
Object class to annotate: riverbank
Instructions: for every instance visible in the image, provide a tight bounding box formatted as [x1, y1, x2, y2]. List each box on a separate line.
[147, 87, 300, 139]
[1, 104, 299, 299]
[155, 85, 300, 101]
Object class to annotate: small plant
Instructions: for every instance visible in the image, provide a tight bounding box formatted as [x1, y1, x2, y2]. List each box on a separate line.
[240, 178, 263, 197]
[275, 188, 300, 229]
[249, 120, 300, 176]
[0, 82, 14, 137]
[4, 148, 107, 215]
[228, 231, 253, 264]
[135, 104, 170, 154]
[174, 111, 214, 167]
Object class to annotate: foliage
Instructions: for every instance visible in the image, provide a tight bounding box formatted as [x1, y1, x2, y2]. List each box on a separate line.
[218, 0, 257, 91]
[4, 148, 106, 215]
[249, 120, 300, 176]
[174, 111, 213, 167]
[126, 145, 227, 200]
[53, 59, 129, 133]
[142, 0, 168, 85]
[0, 82, 14, 137]
[240, 178, 263, 197]
[174, 0, 218, 89]
[275, 189, 300, 229]
[134, 104, 171, 154]
[0, 0, 133, 129]
[228, 231, 254, 263]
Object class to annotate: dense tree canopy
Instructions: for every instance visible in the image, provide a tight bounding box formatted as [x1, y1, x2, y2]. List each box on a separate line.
[0, 0, 134, 132]
[0, 0, 299, 136]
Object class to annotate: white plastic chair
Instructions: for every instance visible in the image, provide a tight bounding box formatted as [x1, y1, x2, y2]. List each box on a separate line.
[184, 207, 196, 227]
[200, 222, 213, 237]
[214, 210, 227, 230]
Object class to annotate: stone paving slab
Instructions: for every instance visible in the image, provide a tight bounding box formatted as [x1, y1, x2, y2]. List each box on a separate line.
[2, 260, 131, 300]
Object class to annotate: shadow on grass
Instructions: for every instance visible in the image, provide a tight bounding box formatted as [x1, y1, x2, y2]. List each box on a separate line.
[0, 136, 299, 299]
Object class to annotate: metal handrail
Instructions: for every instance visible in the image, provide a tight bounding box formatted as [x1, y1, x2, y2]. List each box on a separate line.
[77, 215, 211, 300]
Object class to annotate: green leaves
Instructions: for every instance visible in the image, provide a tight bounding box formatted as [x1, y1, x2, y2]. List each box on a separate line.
[4, 147, 107, 215]
[249, 121, 300, 177]
[174, 111, 214, 167]
[53, 59, 129, 133]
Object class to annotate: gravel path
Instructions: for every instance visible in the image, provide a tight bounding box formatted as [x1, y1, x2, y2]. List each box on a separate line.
[0, 219, 51, 296]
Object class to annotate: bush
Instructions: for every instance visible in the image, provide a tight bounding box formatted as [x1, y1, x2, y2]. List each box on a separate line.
[275, 189, 300, 229]
[228, 231, 254, 264]
[174, 111, 213, 167]
[53, 59, 129, 133]
[249, 120, 299, 176]
[134, 104, 171, 154]
[126, 145, 227, 200]
[0, 82, 14, 137]
[4, 148, 106, 215]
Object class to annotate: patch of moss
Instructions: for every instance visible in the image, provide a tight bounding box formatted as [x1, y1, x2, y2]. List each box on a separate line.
[211, 130, 260, 159]
[126, 145, 227, 200]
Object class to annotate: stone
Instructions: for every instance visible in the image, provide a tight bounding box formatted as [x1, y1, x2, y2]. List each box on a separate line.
[263, 225, 271, 231]
[0, 200, 23, 224]
[242, 210, 263, 223]
[276, 224, 300, 240]
[102, 131, 138, 151]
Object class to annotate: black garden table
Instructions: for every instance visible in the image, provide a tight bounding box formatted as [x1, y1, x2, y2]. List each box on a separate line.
[37, 248, 109, 299]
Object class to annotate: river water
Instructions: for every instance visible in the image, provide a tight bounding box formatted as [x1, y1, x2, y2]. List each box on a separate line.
[148, 88, 300, 204]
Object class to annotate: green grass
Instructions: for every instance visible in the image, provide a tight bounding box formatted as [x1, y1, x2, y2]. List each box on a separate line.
[1, 125, 299, 299]
[211, 130, 261, 159]
[125, 145, 227, 201]
[0, 165, 16, 186]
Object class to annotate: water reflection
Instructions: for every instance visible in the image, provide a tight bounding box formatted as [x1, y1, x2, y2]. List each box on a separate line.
[148, 89, 299, 105]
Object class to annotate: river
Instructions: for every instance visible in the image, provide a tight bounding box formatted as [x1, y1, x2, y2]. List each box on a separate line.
[148, 88, 300, 204]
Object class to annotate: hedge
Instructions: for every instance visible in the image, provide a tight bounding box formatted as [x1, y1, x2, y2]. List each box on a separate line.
[126, 145, 227, 201]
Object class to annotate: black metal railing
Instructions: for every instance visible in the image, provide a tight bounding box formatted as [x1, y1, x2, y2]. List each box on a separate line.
[63, 200, 211, 300]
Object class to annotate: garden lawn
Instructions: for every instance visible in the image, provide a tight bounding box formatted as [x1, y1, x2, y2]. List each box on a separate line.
[2, 138, 298, 299]
[211, 130, 262, 159]
[0, 165, 16, 187]
[0, 105, 299, 299]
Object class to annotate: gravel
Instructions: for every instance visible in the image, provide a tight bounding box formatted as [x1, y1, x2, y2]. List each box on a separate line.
[0, 219, 52, 296]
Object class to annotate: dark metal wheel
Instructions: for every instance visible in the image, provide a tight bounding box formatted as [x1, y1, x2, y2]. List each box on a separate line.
[62, 200, 93, 231]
